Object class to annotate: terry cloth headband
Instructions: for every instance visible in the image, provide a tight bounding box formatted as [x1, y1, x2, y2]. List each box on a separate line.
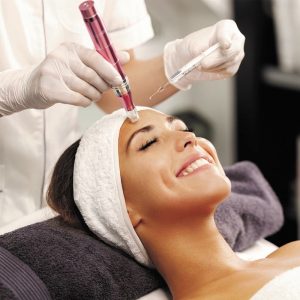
[73, 106, 154, 267]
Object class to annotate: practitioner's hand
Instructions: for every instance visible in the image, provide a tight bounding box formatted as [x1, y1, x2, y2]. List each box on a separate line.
[0, 42, 130, 115]
[163, 20, 245, 90]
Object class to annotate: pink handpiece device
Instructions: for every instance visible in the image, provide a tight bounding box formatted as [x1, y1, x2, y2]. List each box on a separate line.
[79, 1, 139, 122]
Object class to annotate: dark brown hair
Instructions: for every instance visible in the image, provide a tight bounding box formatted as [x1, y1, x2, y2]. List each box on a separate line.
[47, 139, 87, 229]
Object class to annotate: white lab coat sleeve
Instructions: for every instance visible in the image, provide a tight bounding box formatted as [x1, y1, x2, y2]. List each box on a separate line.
[100, 0, 155, 50]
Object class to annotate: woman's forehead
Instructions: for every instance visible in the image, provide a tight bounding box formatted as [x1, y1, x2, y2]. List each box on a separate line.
[122, 109, 167, 131]
[118, 110, 166, 147]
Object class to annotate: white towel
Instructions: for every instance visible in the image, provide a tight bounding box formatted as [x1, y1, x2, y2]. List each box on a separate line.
[73, 107, 153, 267]
[251, 266, 300, 299]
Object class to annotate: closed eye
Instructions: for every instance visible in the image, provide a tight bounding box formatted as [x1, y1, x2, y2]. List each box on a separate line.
[138, 137, 158, 151]
[138, 128, 194, 151]
[182, 127, 194, 133]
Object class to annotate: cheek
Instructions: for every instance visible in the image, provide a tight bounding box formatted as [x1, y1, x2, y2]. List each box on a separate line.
[122, 160, 160, 201]
[127, 151, 175, 190]
[194, 174, 231, 202]
[121, 158, 176, 215]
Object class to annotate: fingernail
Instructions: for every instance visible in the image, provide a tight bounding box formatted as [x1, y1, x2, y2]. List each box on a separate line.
[112, 75, 123, 86]
[222, 41, 231, 49]
[119, 51, 130, 64]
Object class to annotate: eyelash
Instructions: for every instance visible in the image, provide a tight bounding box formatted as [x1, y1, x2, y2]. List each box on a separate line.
[138, 128, 194, 151]
[139, 137, 158, 151]
[182, 128, 194, 133]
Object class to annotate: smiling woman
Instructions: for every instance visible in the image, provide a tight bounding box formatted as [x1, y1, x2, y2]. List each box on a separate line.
[118, 109, 232, 249]
[45, 107, 300, 300]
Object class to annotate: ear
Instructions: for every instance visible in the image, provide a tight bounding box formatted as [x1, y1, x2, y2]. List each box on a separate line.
[127, 205, 142, 229]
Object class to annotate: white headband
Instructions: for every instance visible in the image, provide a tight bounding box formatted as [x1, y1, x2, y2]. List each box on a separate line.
[73, 107, 153, 267]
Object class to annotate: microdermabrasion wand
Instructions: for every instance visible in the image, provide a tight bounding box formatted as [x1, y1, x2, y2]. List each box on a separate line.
[79, 1, 139, 122]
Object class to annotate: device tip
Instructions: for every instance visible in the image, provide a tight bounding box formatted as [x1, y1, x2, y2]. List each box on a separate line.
[149, 82, 169, 101]
[127, 109, 139, 123]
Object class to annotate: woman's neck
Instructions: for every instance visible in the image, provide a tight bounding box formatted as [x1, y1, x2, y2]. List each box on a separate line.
[143, 215, 249, 299]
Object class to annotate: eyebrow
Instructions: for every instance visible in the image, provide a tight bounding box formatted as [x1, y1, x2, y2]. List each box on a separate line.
[126, 115, 181, 151]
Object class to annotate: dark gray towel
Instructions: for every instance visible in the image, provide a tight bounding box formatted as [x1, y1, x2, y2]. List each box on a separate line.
[217, 161, 284, 251]
[0, 161, 283, 299]
[0, 218, 165, 300]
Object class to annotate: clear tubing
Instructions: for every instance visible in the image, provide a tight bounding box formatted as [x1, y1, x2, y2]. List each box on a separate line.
[79, 1, 138, 122]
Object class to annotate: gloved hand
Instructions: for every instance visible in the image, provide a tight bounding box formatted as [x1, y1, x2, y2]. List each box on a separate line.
[0, 42, 130, 116]
[163, 19, 245, 90]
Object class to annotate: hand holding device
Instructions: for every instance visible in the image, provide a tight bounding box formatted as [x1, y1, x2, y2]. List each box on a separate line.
[0, 42, 129, 115]
[163, 19, 245, 90]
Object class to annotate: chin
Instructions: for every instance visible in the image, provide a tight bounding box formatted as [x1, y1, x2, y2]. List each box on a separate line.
[223, 175, 231, 191]
[219, 175, 231, 198]
[204, 175, 231, 204]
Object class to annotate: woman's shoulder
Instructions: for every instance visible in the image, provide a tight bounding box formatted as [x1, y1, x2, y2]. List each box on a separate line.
[198, 245, 300, 300]
[267, 240, 300, 261]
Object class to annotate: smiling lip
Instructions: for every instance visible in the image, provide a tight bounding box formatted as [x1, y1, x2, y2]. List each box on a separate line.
[176, 154, 211, 177]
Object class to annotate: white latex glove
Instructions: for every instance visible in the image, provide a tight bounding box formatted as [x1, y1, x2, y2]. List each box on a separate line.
[0, 42, 130, 116]
[163, 19, 245, 90]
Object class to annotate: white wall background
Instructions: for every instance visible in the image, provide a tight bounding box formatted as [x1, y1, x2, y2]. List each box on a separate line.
[79, 0, 236, 166]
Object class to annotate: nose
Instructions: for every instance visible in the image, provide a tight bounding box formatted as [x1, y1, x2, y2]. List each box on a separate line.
[175, 131, 197, 152]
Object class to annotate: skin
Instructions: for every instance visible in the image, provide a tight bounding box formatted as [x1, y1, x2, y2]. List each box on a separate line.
[119, 110, 300, 300]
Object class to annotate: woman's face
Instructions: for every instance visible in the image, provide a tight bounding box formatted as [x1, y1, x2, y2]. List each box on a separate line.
[119, 110, 231, 225]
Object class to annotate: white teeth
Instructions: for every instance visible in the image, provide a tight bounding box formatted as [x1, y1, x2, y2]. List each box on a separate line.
[190, 161, 199, 170]
[186, 166, 193, 173]
[181, 158, 209, 176]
